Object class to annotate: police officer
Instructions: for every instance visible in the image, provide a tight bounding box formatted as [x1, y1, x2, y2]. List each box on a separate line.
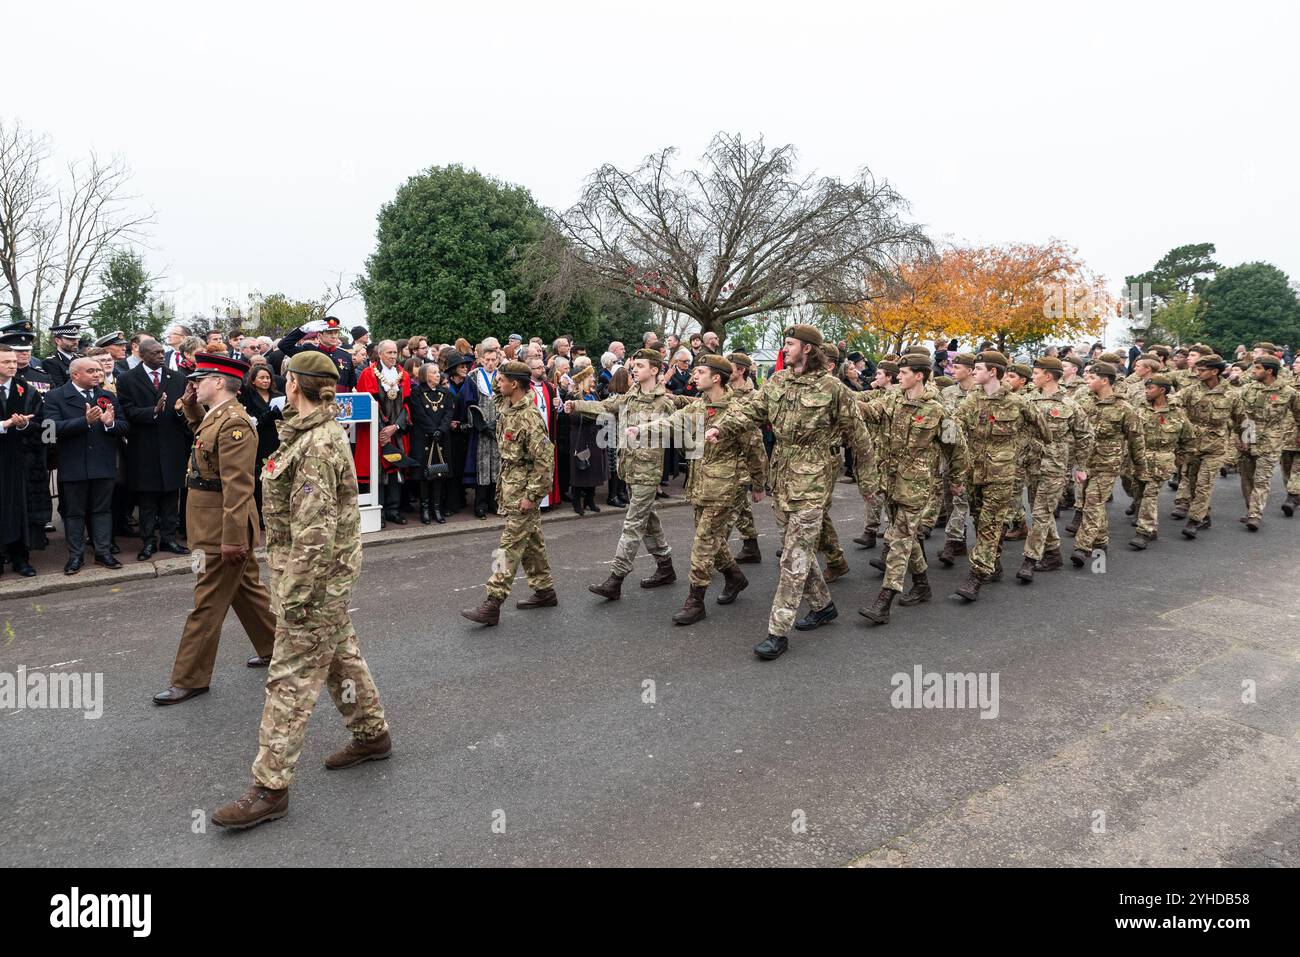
[212, 350, 390, 830]
[42, 323, 84, 387]
[154, 353, 276, 705]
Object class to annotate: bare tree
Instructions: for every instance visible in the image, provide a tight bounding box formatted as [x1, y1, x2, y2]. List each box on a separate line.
[541, 133, 929, 344]
[0, 118, 152, 342]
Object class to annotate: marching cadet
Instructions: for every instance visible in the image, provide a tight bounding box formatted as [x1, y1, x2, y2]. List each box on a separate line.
[213, 350, 391, 830]
[154, 353, 276, 705]
[631, 354, 765, 624]
[1129, 373, 1196, 550]
[858, 353, 967, 624]
[952, 351, 1050, 601]
[1236, 354, 1300, 531]
[1001, 362, 1034, 540]
[725, 352, 763, 565]
[568, 348, 680, 601]
[1172, 354, 1246, 539]
[853, 358, 897, 553]
[1017, 357, 1092, 582]
[936, 353, 978, 566]
[1282, 354, 1300, 516]
[461, 360, 558, 626]
[706, 324, 873, 661]
[1071, 361, 1147, 567]
[815, 342, 851, 582]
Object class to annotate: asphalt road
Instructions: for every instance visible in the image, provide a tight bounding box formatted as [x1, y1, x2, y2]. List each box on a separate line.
[2, 472, 1297, 867]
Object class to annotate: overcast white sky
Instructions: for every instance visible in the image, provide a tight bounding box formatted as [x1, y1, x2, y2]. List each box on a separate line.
[8, 0, 1298, 337]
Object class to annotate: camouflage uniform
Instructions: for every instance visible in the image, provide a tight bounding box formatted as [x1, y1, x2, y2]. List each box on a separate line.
[858, 388, 967, 592]
[1281, 400, 1300, 500]
[253, 403, 388, 791]
[1237, 378, 1300, 522]
[955, 386, 1050, 577]
[1023, 388, 1092, 562]
[1075, 394, 1146, 553]
[1174, 380, 1246, 524]
[646, 392, 765, 587]
[1133, 399, 1196, 538]
[939, 381, 977, 543]
[485, 392, 556, 599]
[572, 384, 679, 577]
[714, 369, 873, 637]
[855, 389, 886, 541]
[727, 379, 762, 542]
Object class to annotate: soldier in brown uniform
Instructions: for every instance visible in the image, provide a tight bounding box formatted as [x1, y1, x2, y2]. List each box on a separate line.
[153, 353, 276, 705]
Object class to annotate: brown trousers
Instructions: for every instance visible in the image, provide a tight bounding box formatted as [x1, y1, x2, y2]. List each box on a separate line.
[170, 551, 276, 688]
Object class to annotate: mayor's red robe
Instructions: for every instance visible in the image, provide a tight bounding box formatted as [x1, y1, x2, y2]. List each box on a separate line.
[354, 363, 411, 483]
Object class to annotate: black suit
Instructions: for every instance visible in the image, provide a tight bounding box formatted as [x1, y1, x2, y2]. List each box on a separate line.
[43, 382, 129, 558]
[43, 351, 76, 388]
[118, 364, 191, 545]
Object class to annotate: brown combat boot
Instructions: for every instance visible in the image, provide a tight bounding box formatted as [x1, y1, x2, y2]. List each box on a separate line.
[824, 557, 850, 582]
[460, 594, 503, 625]
[859, 587, 898, 624]
[937, 537, 965, 567]
[1065, 509, 1083, 535]
[1127, 532, 1152, 550]
[1282, 494, 1298, 517]
[1003, 520, 1027, 541]
[852, 530, 877, 549]
[868, 541, 890, 573]
[1170, 504, 1188, 520]
[899, 572, 932, 606]
[734, 538, 762, 564]
[589, 573, 625, 600]
[325, 730, 393, 770]
[516, 587, 558, 609]
[1035, 548, 1063, 572]
[672, 585, 708, 625]
[717, 565, 748, 605]
[1016, 557, 1035, 583]
[640, 556, 677, 588]
[212, 784, 289, 830]
[988, 556, 1004, 582]
[954, 571, 982, 602]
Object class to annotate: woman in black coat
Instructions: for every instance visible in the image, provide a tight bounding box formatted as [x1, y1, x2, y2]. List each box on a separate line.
[240, 362, 284, 525]
[566, 366, 610, 515]
[408, 361, 454, 524]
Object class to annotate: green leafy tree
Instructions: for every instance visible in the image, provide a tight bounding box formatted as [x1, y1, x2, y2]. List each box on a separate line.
[358, 165, 576, 346]
[1201, 262, 1300, 355]
[247, 292, 319, 338]
[1146, 291, 1206, 345]
[91, 249, 155, 338]
[1126, 243, 1221, 301]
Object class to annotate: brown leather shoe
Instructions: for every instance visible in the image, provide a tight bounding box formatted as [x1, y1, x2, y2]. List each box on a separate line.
[824, 558, 850, 582]
[588, 573, 624, 600]
[212, 784, 288, 829]
[246, 654, 272, 668]
[640, 556, 677, 588]
[716, 564, 748, 605]
[460, 594, 503, 625]
[152, 686, 209, 706]
[325, 730, 393, 770]
[516, 587, 558, 609]
[733, 538, 762, 564]
[672, 585, 708, 625]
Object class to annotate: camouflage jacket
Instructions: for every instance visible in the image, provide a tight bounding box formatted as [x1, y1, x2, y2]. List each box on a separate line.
[571, 384, 678, 486]
[262, 402, 362, 623]
[1025, 388, 1093, 476]
[714, 368, 873, 512]
[1239, 380, 1300, 457]
[1084, 394, 1146, 476]
[939, 382, 977, 413]
[859, 389, 968, 509]
[955, 387, 1051, 486]
[1181, 380, 1247, 455]
[495, 393, 554, 513]
[645, 391, 765, 506]
[1137, 399, 1196, 473]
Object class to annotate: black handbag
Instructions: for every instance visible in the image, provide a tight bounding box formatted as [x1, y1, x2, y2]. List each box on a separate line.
[422, 440, 450, 480]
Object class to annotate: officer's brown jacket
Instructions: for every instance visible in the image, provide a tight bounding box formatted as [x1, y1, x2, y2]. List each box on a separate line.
[182, 394, 262, 552]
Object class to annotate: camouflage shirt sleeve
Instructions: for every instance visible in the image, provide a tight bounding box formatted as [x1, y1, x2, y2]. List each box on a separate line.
[1070, 401, 1094, 469]
[1020, 393, 1052, 445]
[277, 450, 340, 621]
[1125, 404, 1148, 478]
[832, 380, 874, 498]
[571, 394, 625, 419]
[743, 424, 767, 488]
[714, 378, 772, 438]
[524, 413, 554, 503]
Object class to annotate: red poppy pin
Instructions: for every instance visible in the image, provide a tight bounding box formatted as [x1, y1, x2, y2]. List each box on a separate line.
[1269, 394, 1278, 402]
[96, 396, 112, 411]
[913, 414, 925, 423]
[987, 414, 995, 423]
[1049, 408, 1059, 417]
[505, 431, 514, 441]
[15, 383, 23, 396]
[707, 407, 716, 417]
[1158, 415, 1166, 424]
[266, 457, 276, 472]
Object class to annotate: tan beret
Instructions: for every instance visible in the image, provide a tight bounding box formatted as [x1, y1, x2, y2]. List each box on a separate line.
[784, 324, 823, 347]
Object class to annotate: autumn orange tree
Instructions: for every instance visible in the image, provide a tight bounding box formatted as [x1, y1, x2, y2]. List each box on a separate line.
[839, 241, 1111, 355]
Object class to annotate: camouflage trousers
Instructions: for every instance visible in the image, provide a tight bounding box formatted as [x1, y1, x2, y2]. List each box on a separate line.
[919, 447, 951, 533]
[883, 503, 927, 592]
[487, 508, 553, 599]
[817, 503, 846, 568]
[1009, 467, 1027, 527]
[1024, 470, 1066, 561]
[967, 482, 1013, 577]
[1175, 449, 1227, 523]
[769, 507, 831, 638]
[610, 482, 671, 577]
[944, 483, 970, 543]
[252, 603, 388, 791]
[689, 503, 741, 587]
[1238, 452, 1279, 521]
[1075, 472, 1118, 551]
[733, 492, 757, 540]
[1281, 450, 1300, 496]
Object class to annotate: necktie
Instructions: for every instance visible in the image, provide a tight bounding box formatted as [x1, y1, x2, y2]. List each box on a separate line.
[151, 370, 160, 390]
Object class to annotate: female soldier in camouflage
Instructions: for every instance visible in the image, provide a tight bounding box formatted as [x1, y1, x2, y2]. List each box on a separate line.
[213, 349, 390, 830]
